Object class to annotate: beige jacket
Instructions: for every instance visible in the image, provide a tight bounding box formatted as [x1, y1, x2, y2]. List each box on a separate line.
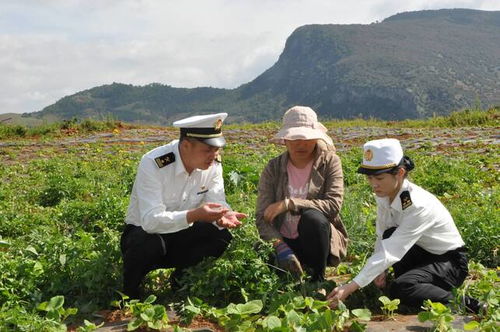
[256, 141, 348, 266]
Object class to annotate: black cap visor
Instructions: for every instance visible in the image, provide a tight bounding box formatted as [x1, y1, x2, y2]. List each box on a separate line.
[199, 136, 226, 148]
[357, 166, 396, 175]
[358, 157, 410, 175]
[180, 127, 226, 147]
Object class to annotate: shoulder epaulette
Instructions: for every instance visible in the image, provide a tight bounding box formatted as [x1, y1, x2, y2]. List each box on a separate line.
[400, 190, 413, 210]
[154, 152, 175, 168]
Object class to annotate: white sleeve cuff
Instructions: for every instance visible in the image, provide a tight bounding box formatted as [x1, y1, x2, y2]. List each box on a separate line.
[352, 274, 371, 288]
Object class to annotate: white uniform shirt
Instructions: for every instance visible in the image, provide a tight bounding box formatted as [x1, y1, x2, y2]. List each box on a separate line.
[353, 179, 465, 288]
[125, 140, 229, 234]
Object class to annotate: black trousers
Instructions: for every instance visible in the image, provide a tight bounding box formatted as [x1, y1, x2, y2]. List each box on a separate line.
[383, 227, 468, 308]
[120, 222, 232, 298]
[283, 208, 331, 281]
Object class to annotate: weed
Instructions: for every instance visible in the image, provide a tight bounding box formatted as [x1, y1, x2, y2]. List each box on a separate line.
[418, 300, 457, 332]
[125, 295, 171, 331]
[379, 296, 400, 320]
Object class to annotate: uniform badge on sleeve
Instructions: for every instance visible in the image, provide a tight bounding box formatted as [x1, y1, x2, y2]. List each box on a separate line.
[400, 190, 413, 210]
[154, 152, 175, 168]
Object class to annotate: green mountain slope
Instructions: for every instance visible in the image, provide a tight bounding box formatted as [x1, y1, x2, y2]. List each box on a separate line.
[31, 8, 500, 123]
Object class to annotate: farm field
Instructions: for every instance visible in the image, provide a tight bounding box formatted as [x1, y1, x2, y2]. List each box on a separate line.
[0, 109, 499, 331]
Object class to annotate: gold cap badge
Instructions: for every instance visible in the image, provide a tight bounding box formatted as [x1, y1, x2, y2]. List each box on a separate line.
[364, 149, 373, 161]
[214, 118, 223, 131]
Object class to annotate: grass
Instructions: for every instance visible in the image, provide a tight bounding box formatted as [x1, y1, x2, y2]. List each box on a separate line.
[1, 106, 499, 140]
[0, 111, 498, 330]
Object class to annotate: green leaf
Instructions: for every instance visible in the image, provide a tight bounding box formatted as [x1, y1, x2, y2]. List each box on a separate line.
[265, 316, 282, 329]
[350, 320, 367, 332]
[59, 254, 66, 267]
[184, 305, 201, 315]
[463, 321, 480, 330]
[64, 307, 78, 317]
[127, 318, 143, 331]
[144, 294, 156, 304]
[47, 295, 65, 311]
[378, 296, 390, 305]
[153, 305, 167, 319]
[431, 301, 448, 313]
[47, 310, 61, 321]
[37, 301, 48, 311]
[33, 261, 44, 275]
[418, 311, 431, 322]
[226, 303, 239, 315]
[286, 309, 301, 326]
[235, 300, 263, 315]
[352, 308, 372, 321]
[25, 245, 38, 256]
[140, 311, 152, 321]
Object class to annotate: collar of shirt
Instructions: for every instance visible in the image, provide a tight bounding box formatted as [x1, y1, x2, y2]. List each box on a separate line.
[173, 141, 200, 176]
[375, 179, 411, 212]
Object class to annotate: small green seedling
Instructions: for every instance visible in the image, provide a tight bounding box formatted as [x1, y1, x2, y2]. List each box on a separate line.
[418, 300, 457, 332]
[37, 295, 78, 323]
[379, 296, 399, 320]
[125, 294, 170, 331]
[76, 320, 104, 332]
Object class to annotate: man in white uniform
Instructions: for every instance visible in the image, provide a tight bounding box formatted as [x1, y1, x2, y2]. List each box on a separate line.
[121, 113, 246, 298]
[327, 138, 481, 313]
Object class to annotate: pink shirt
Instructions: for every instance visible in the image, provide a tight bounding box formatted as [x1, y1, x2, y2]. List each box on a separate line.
[280, 160, 313, 239]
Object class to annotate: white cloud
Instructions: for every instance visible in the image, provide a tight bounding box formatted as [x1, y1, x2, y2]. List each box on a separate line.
[1, 0, 499, 114]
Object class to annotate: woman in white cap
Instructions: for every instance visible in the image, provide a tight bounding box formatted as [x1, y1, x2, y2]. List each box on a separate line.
[327, 138, 481, 313]
[256, 106, 348, 282]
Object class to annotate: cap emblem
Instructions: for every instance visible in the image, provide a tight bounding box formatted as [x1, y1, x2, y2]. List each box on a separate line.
[364, 149, 373, 161]
[214, 118, 223, 131]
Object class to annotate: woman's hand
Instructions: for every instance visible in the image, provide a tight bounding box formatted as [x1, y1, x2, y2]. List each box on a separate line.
[327, 282, 360, 308]
[263, 200, 287, 223]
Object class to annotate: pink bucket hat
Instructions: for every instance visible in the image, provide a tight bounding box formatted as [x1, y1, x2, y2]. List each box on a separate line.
[270, 106, 333, 145]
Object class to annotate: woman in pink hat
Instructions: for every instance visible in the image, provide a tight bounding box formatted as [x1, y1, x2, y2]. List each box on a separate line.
[255, 106, 348, 281]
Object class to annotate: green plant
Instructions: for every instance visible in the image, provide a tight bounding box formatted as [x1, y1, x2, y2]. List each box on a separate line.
[76, 319, 104, 332]
[418, 300, 457, 332]
[464, 318, 499, 332]
[125, 294, 170, 331]
[379, 296, 400, 320]
[36, 295, 78, 331]
[0, 118, 498, 329]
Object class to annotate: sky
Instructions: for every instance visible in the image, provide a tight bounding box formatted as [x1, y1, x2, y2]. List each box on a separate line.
[1, 0, 499, 114]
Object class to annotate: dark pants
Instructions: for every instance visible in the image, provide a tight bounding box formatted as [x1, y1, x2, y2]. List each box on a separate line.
[120, 222, 232, 298]
[383, 227, 468, 308]
[283, 208, 331, 281]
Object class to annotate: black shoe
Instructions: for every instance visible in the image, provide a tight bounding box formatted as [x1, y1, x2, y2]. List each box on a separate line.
[463, 296, 487, 315]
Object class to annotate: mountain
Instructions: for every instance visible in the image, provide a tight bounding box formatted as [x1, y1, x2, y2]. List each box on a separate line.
[29, 9, 500, 123]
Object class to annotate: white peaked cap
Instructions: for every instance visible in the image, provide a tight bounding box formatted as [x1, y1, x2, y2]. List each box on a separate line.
[358, 138, 404, 175]
[173, 113, 228, 147]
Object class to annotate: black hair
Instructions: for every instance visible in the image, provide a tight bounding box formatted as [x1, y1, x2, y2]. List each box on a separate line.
[388, 156, 415, 177]
[179, 136, 198, 144]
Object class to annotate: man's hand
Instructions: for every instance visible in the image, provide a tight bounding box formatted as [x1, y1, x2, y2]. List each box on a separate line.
[187, 203, 229, 223]
[327, 282, 360, 308]
[217, 211, 247, 229]
[264, 200, 287, 223]
[373, 271, 387, 289]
